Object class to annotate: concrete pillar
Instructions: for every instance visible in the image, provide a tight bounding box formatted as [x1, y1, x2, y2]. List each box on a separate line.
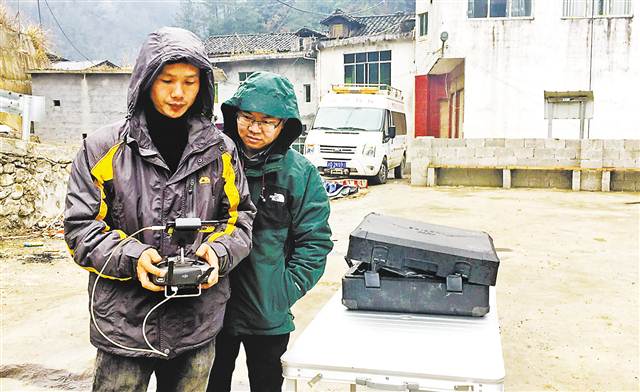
[427, 167, 437, 187]
[601, 170, 611, 192]
[502, 169, 512, 189]
[410, 159, 428, 186]
[572, 170, 581, 191]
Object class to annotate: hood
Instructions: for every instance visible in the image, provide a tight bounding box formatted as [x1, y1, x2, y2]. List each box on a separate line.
[127, 27, 215, 119]
[221, 71, 302, 154]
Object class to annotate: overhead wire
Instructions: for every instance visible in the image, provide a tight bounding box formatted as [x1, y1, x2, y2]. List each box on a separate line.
[352, 0, 387, 16]
[273, 0, 387, 18]
[273, 0, 332, 16]
[37, 0, 42, 28]
[42, 0, 91, 61]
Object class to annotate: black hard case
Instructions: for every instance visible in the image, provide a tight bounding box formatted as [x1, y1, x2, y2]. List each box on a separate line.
[345, 213, 500, 286]
[342, 261, 490, 317]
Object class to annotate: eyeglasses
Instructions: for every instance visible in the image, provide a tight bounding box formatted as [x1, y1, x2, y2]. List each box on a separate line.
[236, 112, 283, 133]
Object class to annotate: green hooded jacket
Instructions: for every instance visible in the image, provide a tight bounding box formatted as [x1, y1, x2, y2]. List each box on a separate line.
[221, 72, 333, 335]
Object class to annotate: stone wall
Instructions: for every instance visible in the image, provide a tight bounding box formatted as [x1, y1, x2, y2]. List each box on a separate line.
[410, 138, 640, 192]
[0, 137, 76, 235]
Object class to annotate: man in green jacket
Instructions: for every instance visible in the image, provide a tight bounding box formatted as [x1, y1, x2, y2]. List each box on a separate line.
[208, 72, 333, 392]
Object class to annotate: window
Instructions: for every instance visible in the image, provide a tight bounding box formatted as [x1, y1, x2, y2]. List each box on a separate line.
[468, 0, 532, 18]
[213, 83, 218, 104]
[330, 23, 349, 38]
[53, 99, 61, 107]
[563, 0, 632, 17]
[344, 50, 391, 86]
[419, 12, 428, 36]
[313, 107, 385, 132]
[304, 84, 311, 103]
[391, 112, 407, 135]
[239, 72, 255, 83]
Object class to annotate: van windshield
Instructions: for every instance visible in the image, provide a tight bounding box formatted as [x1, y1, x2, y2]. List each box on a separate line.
[313, 107, 384, 132]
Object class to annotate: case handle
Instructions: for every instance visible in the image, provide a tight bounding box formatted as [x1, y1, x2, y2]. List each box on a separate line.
[355, 378, 420, 391]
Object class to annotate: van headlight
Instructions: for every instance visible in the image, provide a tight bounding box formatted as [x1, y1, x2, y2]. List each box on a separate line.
[304, 144, 317, 155]
[363, 144, 376, 157]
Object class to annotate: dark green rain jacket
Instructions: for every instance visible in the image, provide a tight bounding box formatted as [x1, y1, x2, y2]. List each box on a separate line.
[221, 71, 333, 335]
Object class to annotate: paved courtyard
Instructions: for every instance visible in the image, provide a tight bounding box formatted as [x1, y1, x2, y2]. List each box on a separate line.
[1, 179, 638, 391]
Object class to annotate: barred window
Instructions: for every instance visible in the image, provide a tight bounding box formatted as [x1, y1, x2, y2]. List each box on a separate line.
[562, 0, 632, 17]
[419, 12, 429, 36]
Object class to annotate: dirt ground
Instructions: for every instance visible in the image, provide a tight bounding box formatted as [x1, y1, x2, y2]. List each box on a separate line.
[1, 179, 638, 391]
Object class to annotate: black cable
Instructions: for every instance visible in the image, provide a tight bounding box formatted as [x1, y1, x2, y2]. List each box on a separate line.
[43, 0, 91, 61]
[273, 0, 329, 16]
[274, 0, 386, 17]
[37, 0, 42, 29]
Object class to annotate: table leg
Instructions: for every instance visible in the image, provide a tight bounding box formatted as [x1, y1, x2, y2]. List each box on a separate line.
[284, 378, 298, 392]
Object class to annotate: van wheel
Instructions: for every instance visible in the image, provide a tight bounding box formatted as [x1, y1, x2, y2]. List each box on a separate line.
[394, 155, 406, 179]
[370, 158, 388, 185]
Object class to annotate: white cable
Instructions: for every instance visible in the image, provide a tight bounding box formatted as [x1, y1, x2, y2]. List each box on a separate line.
[142, 287, 177, 353]
[90, 225, 170, 357]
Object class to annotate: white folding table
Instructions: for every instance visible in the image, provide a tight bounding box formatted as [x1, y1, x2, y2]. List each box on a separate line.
[282, 289, 505, 391]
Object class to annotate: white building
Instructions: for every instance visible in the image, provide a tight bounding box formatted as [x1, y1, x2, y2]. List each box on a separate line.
[205, 9, 417, 136]
[415, 0, 637, 139]
[316, 10, 417, 137]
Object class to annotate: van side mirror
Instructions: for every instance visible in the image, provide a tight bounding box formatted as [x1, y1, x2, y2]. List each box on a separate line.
[387, 126, 396, 139]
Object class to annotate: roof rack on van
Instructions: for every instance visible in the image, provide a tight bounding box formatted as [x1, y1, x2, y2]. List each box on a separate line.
[331, 84, 403, 99]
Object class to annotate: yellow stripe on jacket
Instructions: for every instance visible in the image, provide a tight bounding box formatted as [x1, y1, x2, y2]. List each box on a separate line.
[83, 143, 132, 281]
[208, 152, 239, 242]
[90, 142, 122, 230]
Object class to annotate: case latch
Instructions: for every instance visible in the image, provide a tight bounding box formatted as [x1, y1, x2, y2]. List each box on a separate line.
[371, 245, 389, 271]
[365, 246, 389, 289]
[446, 274, 463, 292]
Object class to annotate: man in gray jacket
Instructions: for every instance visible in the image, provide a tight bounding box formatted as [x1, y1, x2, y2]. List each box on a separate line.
[64, 27, 255, 391]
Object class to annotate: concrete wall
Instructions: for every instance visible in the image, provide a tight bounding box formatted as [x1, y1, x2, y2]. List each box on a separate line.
[30, 73, 130, 145]
[410, 138, 640, 191]
[212, 58, 317, 130]
[0, 137, 75, 235]
[415, 1, 638, 139]
[316, 38, 416, 138]
[611, 171, 640, 192]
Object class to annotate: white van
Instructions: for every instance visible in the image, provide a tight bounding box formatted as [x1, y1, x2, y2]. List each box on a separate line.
[303, 85, 408, 185]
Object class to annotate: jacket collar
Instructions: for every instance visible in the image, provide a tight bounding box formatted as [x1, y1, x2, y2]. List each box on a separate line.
[244, 152, 286, 177]
[124, 110, 224, 180]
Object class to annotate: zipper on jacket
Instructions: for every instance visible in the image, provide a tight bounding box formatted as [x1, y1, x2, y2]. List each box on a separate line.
[185, 177, 196, 217]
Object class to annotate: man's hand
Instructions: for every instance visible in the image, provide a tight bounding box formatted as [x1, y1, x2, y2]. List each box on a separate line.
[196, 243, 220, 289]
[136, 248, 164, 292]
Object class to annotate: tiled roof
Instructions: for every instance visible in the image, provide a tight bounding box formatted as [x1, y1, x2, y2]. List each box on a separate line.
[205, 33, 302, 57]
[296, 27, 327, 38]
[350, 12, 415, 37]
[204, 11, 414, 57]
[49, 60, 118, 71]
[320, 8, 364, 27]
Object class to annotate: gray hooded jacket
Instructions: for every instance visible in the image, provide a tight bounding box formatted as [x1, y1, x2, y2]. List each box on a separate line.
[63, 27, 255, 358]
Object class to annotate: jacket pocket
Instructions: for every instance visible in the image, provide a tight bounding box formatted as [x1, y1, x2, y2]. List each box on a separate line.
[254, 184, 290, 231]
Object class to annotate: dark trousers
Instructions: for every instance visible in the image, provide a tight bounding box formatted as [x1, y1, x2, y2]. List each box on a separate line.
[92, 339, 216, 392]
[207, 330, 290, 392]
